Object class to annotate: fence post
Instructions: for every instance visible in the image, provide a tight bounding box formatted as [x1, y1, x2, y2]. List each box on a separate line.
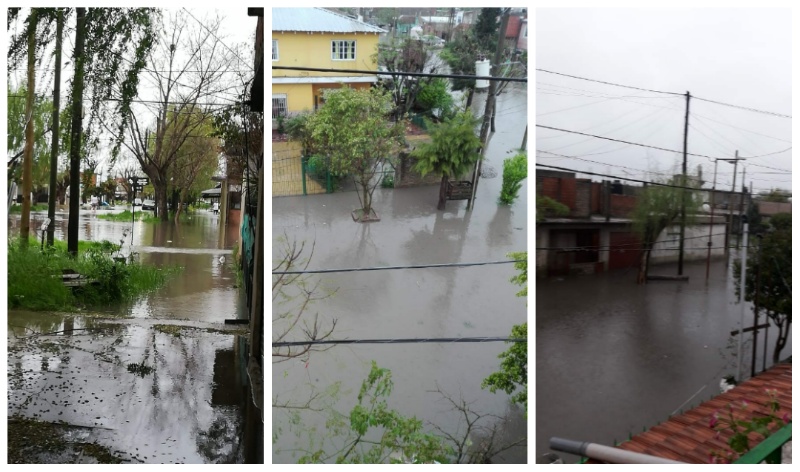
[301, 156, 307, 196]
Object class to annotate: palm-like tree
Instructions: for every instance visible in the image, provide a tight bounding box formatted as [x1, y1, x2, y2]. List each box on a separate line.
[411, 111, 482, 210]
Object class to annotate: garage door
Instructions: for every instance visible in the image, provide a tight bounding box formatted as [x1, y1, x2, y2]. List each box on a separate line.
[609, 231, 642, 270]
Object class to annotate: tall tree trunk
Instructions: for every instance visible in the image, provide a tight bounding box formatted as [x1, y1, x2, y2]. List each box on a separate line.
[156, 180, 169, 221]
[47, 9, 64, 247]
[68, 8, 87, 257]
[21, 8, 38, 245]
[438, 175, 448, 211]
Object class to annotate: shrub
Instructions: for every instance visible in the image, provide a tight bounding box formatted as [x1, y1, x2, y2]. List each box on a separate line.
[499, 152, 527, 205]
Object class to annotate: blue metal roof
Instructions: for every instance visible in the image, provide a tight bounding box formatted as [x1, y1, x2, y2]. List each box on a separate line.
[272, 8, 385, 34]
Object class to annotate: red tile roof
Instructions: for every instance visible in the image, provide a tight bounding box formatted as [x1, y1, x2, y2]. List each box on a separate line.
[588, 362, 792, 464]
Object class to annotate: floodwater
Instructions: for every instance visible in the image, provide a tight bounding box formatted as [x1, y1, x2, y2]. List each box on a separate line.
[535, 256, 792, 464]
[7, 208, 263, 463]
[271, 85, 529, 463]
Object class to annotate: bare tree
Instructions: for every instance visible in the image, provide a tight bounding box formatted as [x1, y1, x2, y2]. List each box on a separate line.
[120, 11, 240, 220]
[114, 159, 141, 203]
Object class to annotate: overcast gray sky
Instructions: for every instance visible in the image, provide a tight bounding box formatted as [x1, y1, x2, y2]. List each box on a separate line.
[536, 8, 792, 195]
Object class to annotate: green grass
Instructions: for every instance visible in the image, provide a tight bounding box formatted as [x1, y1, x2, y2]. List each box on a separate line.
[8, 203, 49, 213]
[95, 210, 145, 222]
[7, 237, 179, 311]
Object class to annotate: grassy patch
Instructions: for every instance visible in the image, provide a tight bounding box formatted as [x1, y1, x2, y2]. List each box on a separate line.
[7, 237, 179, 311]
[154, 323, 184, 337]
[8, 415, 125, 464]
[9, 203, 49, 213]
[95, 210, 144, 222]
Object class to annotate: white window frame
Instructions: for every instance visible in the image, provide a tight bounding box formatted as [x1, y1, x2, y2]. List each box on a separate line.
[331, 40, 356, 61]
[272, 39, 279, 61]
[272, 94, 288, 123]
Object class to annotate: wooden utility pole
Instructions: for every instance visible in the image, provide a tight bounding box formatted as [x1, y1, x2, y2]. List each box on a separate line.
[468, 8, 509, 211]
[47, 9, 64, 247]
[725, 151, 740, 257]
[677, 91, 690, 276]
[736, 165, 746, 249]
[21, 8, 38, 245]
[68, 8, 87, 257]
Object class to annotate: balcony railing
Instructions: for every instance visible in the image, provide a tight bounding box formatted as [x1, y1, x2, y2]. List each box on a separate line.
[734, 422, 792, 464]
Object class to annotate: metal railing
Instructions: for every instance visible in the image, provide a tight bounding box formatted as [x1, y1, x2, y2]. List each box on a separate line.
[734, 422, 792, 464]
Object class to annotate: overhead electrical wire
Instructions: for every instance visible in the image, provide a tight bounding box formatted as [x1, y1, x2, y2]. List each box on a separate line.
[273, 336, 527, 348]
[273, 259, 524, 276]
[273, 65, 528, 83]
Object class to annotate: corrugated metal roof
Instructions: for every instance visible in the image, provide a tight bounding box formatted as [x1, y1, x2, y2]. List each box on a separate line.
[586, 362, 792, 464]
[272, 8, 385, 34]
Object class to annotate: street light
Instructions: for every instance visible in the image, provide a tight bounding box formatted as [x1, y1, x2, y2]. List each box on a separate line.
[705, 156, 744, 280]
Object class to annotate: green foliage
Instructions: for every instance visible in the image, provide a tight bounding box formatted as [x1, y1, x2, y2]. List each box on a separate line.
[307, 86, 404, 217]
[381, 173, 395, 188]
[301, 361, 452, 464]
[758, 188, 791, 203]
[9, 204, 49, 213]
[474, 8, 501, 52]
[411, 111, 481, 179]
[415, 78, 454, 117]
[508, 251, 527, 298]
[536, 194, 569, 221]
[7, 84, 55, 192]
[440, 34, 481, 91]
[96, 210, 143, 222]
[481, 323, 527, 414]
[499, 152, 527, 205]
[708, 390, 790, 463]
[734, 213, 791, 363]
[631, 178, 703, 246]
[285, 112, 315, 155]
[7, 237, 176, 310]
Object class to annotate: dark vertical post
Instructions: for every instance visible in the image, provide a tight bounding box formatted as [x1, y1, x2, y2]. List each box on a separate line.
[678, 91, 690, 275]
[47, 9, 64, 247]
[705, 159, 718, 281]
[725, 152, 739, 257]
[737, 166, 746, 249]
[751, 234, 762, 378]
[21, 8, 38, 245]
[68, 8, 86, 257]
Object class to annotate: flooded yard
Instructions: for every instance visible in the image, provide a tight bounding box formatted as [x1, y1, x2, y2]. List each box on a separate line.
[7, 209, 262, 463]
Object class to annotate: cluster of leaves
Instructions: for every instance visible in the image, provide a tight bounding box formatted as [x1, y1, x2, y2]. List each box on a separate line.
[415, 77, 455, 119]
[708, 389, 790, 463]
[734, 212, 791, 363]
[499, 152, 527, 205]
[300, 362, 451, 464]
[440, 8, 500, 91]
[535, 194, 569, 222]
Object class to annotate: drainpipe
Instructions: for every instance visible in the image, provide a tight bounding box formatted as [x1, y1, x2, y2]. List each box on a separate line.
[550, 437, 686, 464]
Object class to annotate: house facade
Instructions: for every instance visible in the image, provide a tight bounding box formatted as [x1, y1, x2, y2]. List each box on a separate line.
[536, 170, 727, 277]
[271, 8, 385, 121]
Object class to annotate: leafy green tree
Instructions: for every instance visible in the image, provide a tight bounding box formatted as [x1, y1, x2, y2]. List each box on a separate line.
[499, 152, 526, 205]
[439, 33, 481, 92]
[482, 252, 527, 414]
[374, 37, 437, 120]
[631, 176, 703, 283]
[308, 86, 404, 221]
[758, 188, 791, 203]
[415, 77, 454, 118]
[735, 213, 791, 363]
[7, 85, 54, 199]
[411, 111, 481, 210]
[536, 194, 569, 222]
[473, 8, 501, 52]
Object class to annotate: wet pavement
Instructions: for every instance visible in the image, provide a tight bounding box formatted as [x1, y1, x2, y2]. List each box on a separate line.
[535, 256, 792, 464]
[272, 86, 529, 463]
[7, 208, 262, 464]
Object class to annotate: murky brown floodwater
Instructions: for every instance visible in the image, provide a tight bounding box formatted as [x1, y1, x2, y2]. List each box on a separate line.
[535, 256, 792, 463]
[272, 86, 529, 463]
[8, 208, 262, 463]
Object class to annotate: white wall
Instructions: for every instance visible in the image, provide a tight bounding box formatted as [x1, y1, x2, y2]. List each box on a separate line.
[650, 222, 727, 264]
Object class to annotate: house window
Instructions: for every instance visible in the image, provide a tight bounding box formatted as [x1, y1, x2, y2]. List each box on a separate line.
[272, 39, 278, 61]
[272, 94, 287, 120]
[331, 40, 356, 60]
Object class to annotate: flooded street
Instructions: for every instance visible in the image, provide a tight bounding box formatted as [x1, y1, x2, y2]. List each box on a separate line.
[7, 208, 262, 463]
[535, 257, 792, 463]
[272, 85, 529, 463]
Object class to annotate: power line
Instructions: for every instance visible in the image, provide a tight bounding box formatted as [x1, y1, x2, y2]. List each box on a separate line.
[537, 68, 791, 118]
[536, 124, 720, 160]
[536, 68, 681, 96]
[181, 7, 253, 73]
[272, 66, 528, 83]
[272, 259, 524, 275]
[693, 96, 791, 119]
[273, 336, 527, 347]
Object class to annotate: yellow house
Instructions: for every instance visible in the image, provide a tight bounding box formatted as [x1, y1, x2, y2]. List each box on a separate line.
[271, 8, 385, 122]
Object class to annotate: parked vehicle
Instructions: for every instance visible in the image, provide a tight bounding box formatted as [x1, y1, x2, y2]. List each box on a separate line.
[142, 199, 156, 211]
[133, 198, 142, 206]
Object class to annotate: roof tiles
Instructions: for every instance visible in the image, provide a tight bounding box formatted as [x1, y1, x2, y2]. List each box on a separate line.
[272, 8, 385, 34]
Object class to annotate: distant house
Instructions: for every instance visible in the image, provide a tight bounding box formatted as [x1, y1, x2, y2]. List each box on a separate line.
[517, 19, 527, 51]
[536, 170, 727, 278]
[271, 7, 386, 122]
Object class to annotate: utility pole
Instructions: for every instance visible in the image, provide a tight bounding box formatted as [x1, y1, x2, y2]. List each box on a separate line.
[21, 8, 38, 245]
[725, 151, 740, 257]
[68, 8, 87, 257]
[468, 8, 509, 211]
[736, 165, 746, 249]
[704, 159, 719, 281]
[677, 91, 690, 276]
[520, 124, 527, 151]
[751, 234, 762, 378]
[47, 9, 64, 247]
[736, 219, 749, 382]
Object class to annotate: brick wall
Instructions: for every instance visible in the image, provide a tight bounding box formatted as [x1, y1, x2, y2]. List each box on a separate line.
[591, 182, 602, 214]
[610, 194, 637, 218]
[574, 179, 591, 218]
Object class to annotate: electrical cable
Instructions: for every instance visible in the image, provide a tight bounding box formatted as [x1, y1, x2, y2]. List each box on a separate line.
[273, 336, 527, 347]
[537, 124, 720, 160]
[272, 259, 525, 275]
[273, 65, 527, 83]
